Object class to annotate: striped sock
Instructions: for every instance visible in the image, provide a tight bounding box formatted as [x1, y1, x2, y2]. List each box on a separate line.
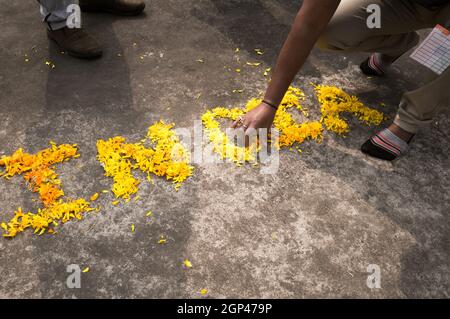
[361, 128, 410, 161]
[360, 53, 389, 77]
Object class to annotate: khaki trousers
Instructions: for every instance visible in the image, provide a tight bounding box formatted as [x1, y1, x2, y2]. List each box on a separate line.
[316, 0, 450, 133]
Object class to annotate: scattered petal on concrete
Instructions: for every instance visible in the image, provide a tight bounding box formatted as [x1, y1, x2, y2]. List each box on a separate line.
[254, 48, 264, 55]
[183, 259, 193, 268]
[158, 236, 167, 244]
[246, 62, 261, 67]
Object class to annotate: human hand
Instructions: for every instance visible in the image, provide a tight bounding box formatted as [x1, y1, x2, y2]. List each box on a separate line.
[231, 102, 277, 132]
[231, 102, 277, 147]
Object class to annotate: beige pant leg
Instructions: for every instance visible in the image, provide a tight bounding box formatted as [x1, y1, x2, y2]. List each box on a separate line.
[316, 0, 435, 56]
[395, 67, 450, 133]
[395, 4, 450, 133]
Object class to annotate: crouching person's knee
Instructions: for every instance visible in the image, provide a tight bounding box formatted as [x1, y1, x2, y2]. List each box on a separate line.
[316, 27, 355, 52]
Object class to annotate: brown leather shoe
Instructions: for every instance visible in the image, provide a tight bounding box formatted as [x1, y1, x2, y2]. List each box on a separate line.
[47, 28, 103, 59]
[79, 0, 145, 16]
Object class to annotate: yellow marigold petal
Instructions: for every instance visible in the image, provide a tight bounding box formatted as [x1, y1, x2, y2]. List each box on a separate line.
[158, 236, 167, 244]
[183, 259, 193, 268]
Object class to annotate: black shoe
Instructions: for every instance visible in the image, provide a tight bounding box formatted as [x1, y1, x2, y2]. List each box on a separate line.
[360, 57, 384, 77]
[361, 138, 397, 161]
[80, 0, 146, 16]
[47, 27, 103, 59]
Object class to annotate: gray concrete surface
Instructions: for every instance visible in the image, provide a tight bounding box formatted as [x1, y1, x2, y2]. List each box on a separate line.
[0, 0, 449, 298]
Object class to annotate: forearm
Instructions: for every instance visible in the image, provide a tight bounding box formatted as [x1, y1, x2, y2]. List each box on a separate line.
[264, 0, 340, 106]
[263, 24, 320, 106]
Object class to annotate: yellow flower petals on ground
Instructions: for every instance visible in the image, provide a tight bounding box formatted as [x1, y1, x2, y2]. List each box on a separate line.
[201, 107, 260, 165]
[246, 62, 261, 67]
[147, 121, 194, 188]
[254, 48, 264, 55]
[90, 193, 99, 201]
[158, 235, 167, 244]
[0, 143, 78, 206]
[183, 259, 193, 268]
[265, 86, 323, 148]
[97, 121, 193, 200]
[2, 199, 93, 238]
[0, 143, 95, 238]
[202, 86, 323, 165]
[314, 84, 384, 135]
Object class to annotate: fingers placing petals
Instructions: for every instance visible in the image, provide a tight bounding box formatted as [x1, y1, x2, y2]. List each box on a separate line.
[232, 116, 245, 129]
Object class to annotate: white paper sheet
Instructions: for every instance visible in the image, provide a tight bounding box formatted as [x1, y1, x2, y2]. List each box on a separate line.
[410, 24, 449, 75]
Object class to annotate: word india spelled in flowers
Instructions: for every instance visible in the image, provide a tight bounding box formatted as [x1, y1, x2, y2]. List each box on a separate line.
[201, 84, 384, 164]
[0, 122, 193, 238]
[0, 83, 383, 238]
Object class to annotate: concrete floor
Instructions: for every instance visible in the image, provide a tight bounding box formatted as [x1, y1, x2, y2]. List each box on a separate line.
[0, 0, 449, 298]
